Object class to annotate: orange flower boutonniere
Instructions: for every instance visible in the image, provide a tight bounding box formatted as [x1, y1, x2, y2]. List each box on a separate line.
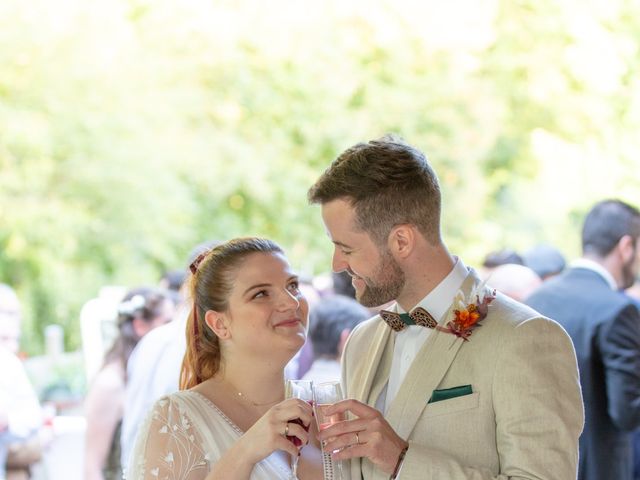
[437, 281, 496, 341]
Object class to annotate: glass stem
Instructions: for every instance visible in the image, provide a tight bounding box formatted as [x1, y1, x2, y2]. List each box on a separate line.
[291, 455, 299, 479]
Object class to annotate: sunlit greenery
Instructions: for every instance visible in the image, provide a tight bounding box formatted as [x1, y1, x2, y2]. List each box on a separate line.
[2, 0, 640, 354]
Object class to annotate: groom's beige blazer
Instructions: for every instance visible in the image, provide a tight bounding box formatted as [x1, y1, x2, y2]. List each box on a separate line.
[342, 269, 584, 479]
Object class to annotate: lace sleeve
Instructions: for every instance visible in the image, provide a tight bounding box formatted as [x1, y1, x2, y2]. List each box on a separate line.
[125, 396, 209, 480]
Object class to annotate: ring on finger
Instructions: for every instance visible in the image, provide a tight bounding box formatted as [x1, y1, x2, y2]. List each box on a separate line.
[284, 423, 289, 437]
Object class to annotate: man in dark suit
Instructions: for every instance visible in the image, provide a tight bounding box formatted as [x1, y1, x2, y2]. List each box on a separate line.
[526, 199, 640, 480]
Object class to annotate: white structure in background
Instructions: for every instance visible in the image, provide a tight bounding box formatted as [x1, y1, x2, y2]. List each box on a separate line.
[79, 286, 126, 382]
[44, 324, 64, 359]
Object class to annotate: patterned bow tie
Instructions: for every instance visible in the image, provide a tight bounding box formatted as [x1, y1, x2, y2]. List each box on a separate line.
[380, 307, 438, 332]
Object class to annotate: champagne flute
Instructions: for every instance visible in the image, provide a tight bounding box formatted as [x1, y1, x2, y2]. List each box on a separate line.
[313, 381, 347, 480]
[284, 379, 314, 479]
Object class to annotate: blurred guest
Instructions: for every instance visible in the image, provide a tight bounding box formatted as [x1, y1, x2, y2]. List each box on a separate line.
[158, 269, 186, 304]
[526, 199, 640, 480]
[486, 264, 542, 302]
[522, 244, 566, 280]
[629, 280, 640, 480]
[482, 248, 523, 268]
[84, 287, 174, 480]
[0, 285, 21, 355]
[301, 295, 370, 384]
[0, 284, 43, 480]
[120, 241, 218, 470]
[479, 248, 524, 279]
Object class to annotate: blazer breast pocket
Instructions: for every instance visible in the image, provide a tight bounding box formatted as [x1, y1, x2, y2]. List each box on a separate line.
[423, 392, 480, 419]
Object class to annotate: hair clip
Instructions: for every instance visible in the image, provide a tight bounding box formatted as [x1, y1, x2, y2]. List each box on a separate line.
[118, 295, 145, 316]
[189, 250, 210, 274]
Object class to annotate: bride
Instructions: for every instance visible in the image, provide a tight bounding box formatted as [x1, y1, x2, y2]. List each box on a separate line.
[126, 237, 323, 479]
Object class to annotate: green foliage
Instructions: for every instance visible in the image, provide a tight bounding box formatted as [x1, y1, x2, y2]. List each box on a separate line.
[1, 0, 640, 354]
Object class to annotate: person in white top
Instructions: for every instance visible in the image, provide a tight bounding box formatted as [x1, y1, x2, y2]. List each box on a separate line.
[0, 284, 43, 480]
[119, 307, 188, 469]
[126, 238, 323, 479]
[308, 135, 583, 479]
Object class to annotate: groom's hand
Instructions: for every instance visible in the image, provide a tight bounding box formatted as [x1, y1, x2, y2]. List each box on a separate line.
[317, 399, 408, 474]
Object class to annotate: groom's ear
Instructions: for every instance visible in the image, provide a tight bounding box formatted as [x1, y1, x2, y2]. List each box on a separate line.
[388, 224, 415, 259]
[204, 310, 231, 340]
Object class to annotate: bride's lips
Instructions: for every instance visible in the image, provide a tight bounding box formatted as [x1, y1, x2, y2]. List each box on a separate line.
[274, 318, 302, 328]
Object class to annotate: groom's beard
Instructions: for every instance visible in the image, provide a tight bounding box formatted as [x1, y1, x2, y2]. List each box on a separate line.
[357, 250, 405, 308]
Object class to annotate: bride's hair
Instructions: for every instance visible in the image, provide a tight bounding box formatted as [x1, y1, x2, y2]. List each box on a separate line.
[180, 237, 283, 389]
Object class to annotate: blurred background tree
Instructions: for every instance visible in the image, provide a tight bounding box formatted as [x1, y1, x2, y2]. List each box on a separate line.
[1, 0, 639, 354]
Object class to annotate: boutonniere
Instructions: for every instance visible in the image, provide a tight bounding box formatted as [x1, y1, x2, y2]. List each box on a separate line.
[436, 281, 496, 341]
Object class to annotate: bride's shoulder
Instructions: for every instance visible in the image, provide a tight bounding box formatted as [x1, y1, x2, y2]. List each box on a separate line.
[145, 391, 209, 434]
[149, 390, 199, 415]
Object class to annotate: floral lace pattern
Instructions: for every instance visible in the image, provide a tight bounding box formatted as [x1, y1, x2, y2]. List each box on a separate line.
[128, 395, 208, 479]
[126, 390, 291, 480]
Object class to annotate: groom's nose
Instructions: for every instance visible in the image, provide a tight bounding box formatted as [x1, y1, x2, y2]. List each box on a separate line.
[332, 249, 348, 273]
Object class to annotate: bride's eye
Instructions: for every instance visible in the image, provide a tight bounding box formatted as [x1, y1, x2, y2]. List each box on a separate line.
[287, 281, 300, 294]
[252, 290, 268, 299]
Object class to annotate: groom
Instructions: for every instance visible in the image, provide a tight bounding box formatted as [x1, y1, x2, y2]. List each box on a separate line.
[309, 135, 584, 479]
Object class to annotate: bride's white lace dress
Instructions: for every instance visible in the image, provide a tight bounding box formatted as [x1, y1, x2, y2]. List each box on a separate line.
[125, 390, 292, 479]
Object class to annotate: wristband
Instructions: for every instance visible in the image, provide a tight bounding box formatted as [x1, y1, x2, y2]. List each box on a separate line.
[390, 445, 408, 479]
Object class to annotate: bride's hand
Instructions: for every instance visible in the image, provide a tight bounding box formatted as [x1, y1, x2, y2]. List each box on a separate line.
[239, 398, 314, 465]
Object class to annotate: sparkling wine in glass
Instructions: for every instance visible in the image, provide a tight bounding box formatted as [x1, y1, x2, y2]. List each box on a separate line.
[284, 379, 314, 479]
[313, 381, 347, 480]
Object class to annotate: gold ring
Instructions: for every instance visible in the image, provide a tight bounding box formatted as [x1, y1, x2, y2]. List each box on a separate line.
[284, 423, 289, 437]
[355, 431, 360, 445]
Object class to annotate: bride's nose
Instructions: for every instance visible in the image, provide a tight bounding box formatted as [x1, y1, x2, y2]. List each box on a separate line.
[276, 289, 300, 311]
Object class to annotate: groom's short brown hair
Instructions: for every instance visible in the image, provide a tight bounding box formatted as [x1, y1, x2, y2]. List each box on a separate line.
[308, 134, 442, 247]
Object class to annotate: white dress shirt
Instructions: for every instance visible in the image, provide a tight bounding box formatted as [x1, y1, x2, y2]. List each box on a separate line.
[376, 258, 468, 413]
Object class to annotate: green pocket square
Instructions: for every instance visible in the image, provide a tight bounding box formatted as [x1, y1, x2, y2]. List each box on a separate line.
[428, 384, 473, 403]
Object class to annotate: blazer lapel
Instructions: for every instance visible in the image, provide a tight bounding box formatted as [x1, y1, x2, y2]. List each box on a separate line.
[383, 270, 479, 440]
[350, 318, 394, 480]
[367, 329, 395, 406]
[350, 316, 394, 403]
